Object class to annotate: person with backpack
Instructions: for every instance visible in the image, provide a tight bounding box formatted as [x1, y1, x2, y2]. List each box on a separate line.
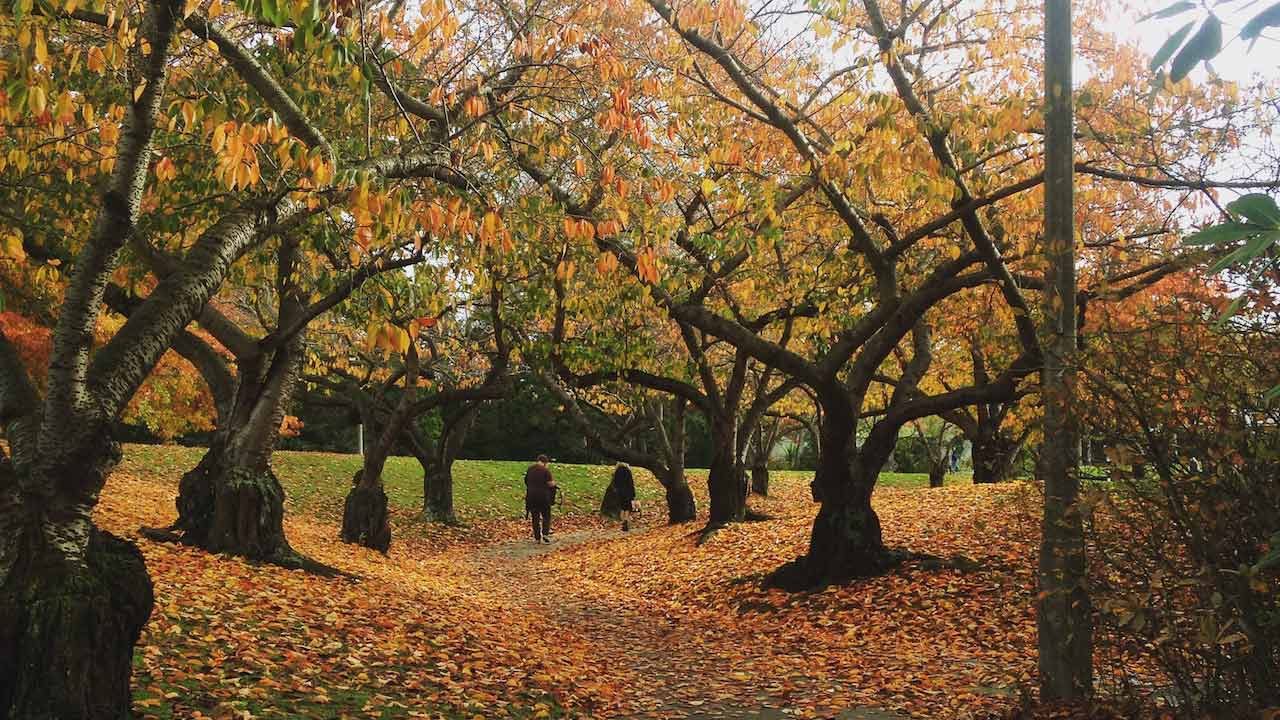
[524, 454, 557, 543]
[611, 462, 636, 531]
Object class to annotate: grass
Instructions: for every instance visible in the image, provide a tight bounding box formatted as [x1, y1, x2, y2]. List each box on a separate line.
[119, 443, 960, 524]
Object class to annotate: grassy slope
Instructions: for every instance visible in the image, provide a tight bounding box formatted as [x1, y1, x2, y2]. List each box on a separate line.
[121, 444, 968, 523]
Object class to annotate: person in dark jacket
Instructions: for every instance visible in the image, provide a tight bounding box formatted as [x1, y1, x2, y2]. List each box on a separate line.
[524, 454, 557, 543]
[612, 462, 636, 531]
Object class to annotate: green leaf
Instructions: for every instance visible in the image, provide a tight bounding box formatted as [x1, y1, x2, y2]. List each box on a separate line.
[1241, 2, 1280, 45]
[1264, 385, 1280, 402]
[1227, 193, 1280, 227]
[1150, 21, 1196, 71]
[1170, 16, 1223, 82]
[260, 0, 280, 25]
[1208, 231, 1280, 273]
[1183, 221, 1254, 246]
[1141, 0, 1196, 21]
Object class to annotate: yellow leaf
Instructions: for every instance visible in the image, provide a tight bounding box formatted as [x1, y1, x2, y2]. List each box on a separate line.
[34, 30, 48, 66]
[28, 85, 46, 115]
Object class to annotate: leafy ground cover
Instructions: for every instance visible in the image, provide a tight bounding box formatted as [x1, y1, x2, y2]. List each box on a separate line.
[103, 444, 1017, 719]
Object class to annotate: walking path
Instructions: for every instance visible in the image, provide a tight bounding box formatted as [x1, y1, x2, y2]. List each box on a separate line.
[461, 528, 911, 720]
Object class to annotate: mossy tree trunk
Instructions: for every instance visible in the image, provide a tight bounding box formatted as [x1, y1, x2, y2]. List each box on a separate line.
[172, 336, 305, 564]
[1, 443, 154, 720]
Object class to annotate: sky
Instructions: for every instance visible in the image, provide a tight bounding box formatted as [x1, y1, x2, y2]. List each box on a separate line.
[1118, 0, 1279, 84]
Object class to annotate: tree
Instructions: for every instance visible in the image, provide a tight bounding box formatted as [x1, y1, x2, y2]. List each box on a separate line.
[944, 339, 1033, 485]
[1, 0, 261, 711]
[536, 249, 796, 526]
[141, 239, 430, 566]
[925, 294, 1035, 484]
[905, 417, 963, 488]
[746, 415, 785, 496]
[1037, 0, 1093, 700]
[540, 374, 697, 523]
[0, 0, 567, 710]
[507, 0, 1264, 590]
[334, 278, 511, 547]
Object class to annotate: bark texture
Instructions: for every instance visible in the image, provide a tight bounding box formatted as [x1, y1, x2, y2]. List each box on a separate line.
[421, 464, 458, 524]
[1038, 0, 1093, 700]
[0, 527, 153, 720]
[1, 442, 154, 720]
[663, 477, 697, 524]
[928, 464, 946, 488]
[750, 465, 769, 496]
[340, 474, 391, 553]
[971, 432, 1022, 484]
[415, 405, 477, 525]
[705, 423, 746, 526]
[765, 408, 902, 590]
[170, 339, 304, 564]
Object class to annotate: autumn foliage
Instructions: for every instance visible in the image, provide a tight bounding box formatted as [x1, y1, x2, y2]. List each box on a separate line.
[2, 0, 1280, 715]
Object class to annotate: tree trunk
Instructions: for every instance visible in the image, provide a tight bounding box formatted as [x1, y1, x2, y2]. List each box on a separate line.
[748, 420, 777, 496]
[170, 341, 303, 564]
[422, 462, 458, 524]
[662, 466, 697, 524]
[1, 448, 154, 720]
[767, 407, 900, 590]
[1038, 0, 1093, 700]
[751, 463, 769, 496]
[706, 423, 746, 526]
[972, 432, 1019, 484]
[340, 468, 391, 553]
[419, 406, 474, 524]
[341, 348, 426, 551]
[657, 397, 696, 523]
[340, 428, 394, 552]
[928, 462, 946, 488]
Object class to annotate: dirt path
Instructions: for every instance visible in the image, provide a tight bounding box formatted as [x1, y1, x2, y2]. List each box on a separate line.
[462, 527, 911, 720]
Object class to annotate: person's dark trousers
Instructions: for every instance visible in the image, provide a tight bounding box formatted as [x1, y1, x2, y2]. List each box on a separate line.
[530, 502, 552, 540]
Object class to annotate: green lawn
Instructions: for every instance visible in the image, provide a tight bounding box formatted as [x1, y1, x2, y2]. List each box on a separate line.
[119, 444, 955, 522]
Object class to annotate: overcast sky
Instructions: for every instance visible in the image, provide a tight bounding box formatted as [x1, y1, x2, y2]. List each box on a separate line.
[1120, 0, 1279, 84]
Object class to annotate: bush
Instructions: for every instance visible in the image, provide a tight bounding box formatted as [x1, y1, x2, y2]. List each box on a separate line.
[1082, 292, 1280, 717]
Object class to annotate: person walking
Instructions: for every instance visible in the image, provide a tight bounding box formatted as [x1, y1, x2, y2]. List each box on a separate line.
[524, 454, 557, 543]
[611, 462, 637, 531]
